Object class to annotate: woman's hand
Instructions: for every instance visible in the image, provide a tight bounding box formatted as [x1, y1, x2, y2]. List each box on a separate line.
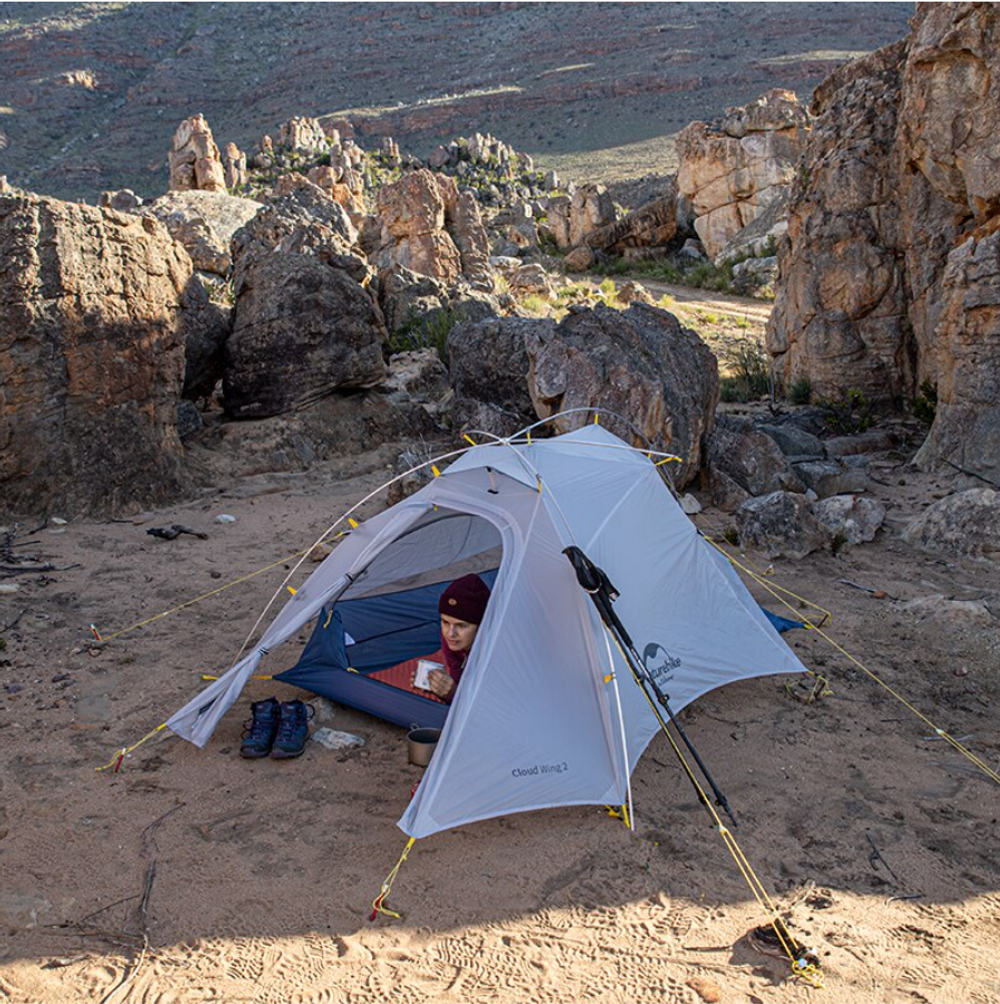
[426, 669, 455, 699]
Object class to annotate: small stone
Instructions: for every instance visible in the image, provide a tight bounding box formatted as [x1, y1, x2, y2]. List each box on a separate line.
[686, 975, 723, 1003]
[5, 684, 23, 694]
[955, 666, 969, 677]
[311, 727, 365, 751]
[0, 584, 20, 594]
[51, 517, 68, 526]
[872, 589, 887, 599]
[680, 493, 702, 515]
[210, 570, 222, 579]
[51, 674, 70, 683]
[215, 514, 237, 524]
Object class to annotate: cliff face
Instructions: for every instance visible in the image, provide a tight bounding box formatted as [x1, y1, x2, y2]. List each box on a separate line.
[767, 3, 1000, 482]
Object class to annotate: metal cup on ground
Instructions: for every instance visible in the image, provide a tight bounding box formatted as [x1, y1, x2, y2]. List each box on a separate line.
[407, 727, 441, 767]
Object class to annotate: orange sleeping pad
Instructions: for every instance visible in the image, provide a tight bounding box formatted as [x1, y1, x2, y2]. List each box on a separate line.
[369, 650, 448, 704]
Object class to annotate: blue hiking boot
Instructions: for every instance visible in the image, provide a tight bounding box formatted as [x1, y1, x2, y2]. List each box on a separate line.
[240, 697, 280, 759]
[270, 700, 314, 759]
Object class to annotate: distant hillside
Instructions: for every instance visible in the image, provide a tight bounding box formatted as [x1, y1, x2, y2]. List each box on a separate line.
[0, 1, 913, 201]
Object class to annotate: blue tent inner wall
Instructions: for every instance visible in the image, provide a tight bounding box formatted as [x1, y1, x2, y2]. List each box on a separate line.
[275, 569, 801, 730]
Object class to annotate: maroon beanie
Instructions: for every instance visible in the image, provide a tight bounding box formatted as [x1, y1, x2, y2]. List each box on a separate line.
[439, 573, 491, 625]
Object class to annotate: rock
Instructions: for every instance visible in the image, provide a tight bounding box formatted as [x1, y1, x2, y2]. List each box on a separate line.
[384, 350, 449, 403]
[824, 429, 897, 457]
[427, 145, 450, 170]
[757, 423, 824, 459]
[179, 278, 231, 401]
[902, 488, 1000, 560]
[100, 189, 142, 211]
[736, 491, 829, 559]
[0, 192, 188, 517]
[584, 188, 678, 253]
[686, 976, 722, 1004]
[311, 697, 339, 724]
[311, 727, 365, 751]
[277, 116, 328, 154]
[563, 245, 594, 273]
[680, 238, 707, 261]
[448, 316, 547, 435]
[547, 186, 618, 250]
[677, 89, 810, 258]
[731, 256, 778, 293]
[900, 594, 994, 626]
[706, 416, 803, 510]
[387, 448, 436, 505]
[441, 178, 493, 288]
[768, 7, 1000, 486]
[168, 114, 227, 193]
[177, 399, 204, 441]
[508, 263, 553, 297]
[223, 252, 387, 419]
[215, 514, 237, 523]
[812, 494, 885, 545]
[680, 493, 702, 515]
[141, 190, 262, 276]
[615, 281, 656, 306]
[222, 142, 247, 190]
[525, 304, 719, 488]
[378, 265, 449, 335]
[792, 458, 869, 498]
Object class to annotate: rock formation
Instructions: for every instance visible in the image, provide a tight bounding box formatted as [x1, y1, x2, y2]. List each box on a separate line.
[524, 304, 719, 488]
[548, 184, 619, 250]
[223, 142, 248, 189]
[375, 170, 492, 288]
[677, 89, 810, 259]
[141, 189, 262, 276]
[168, 114, 227, 193]
[277, 116, 329, 154]
[224, 182, 386, 419]
[0, 192, 190, 515]
[584, 187, 678, 256]
[767, 4, 1000, 483]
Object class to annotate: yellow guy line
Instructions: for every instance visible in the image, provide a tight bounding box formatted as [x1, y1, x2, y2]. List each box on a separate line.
[706, 536, 1000, 787]
[97, 533, 348, 642]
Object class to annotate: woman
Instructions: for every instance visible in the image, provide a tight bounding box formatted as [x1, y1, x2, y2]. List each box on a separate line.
[424, 573, 491, 704]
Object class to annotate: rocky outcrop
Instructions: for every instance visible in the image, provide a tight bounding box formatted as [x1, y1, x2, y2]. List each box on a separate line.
[168, 114, 227, 193]
[584, 187, 678, 255]
[736, 491, 829, 560]
[0, 193, 190, 515]
[548, 184, 619, 250]
[141, 190, 262, 276]
[224, 184, 385, 419]
[377, 264, 498, 338]
[277, 116, 329, 154]
[903, 488, 1000, 560]
[525, 304, 718, 488]
[677, 89, 809, 259]
[448, 316, 548, 436]
[768, 5, 1000, 485]
[375, 170, 492, 288]
[223, 142, 248, 190]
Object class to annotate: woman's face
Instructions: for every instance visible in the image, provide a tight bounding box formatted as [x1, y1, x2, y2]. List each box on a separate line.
[441, 613, 479, 653]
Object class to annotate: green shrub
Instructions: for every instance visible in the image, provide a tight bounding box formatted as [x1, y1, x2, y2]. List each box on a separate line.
[599, 277, 617, 296]
[723, 526, 739, 546]
[819, 389, 876, 435]
[390, 307, 463, 362]
[914, 378, 937, 426]
[521, 293, 551, 315]
[788, 377, 812, 406]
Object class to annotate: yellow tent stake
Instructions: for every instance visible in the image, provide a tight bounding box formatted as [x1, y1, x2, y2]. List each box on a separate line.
[371, 837, 417, 920]
[286, 585, 297, 596]
[96, 723, 168, 772]
[462, 433, 477, 447]
[200, 674, 272, 681]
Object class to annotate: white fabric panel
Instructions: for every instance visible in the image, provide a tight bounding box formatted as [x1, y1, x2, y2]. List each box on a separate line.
[399, 477, 627, 838]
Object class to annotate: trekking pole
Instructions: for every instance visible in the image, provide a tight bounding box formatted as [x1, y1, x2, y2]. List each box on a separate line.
[563, 546, 738, 828]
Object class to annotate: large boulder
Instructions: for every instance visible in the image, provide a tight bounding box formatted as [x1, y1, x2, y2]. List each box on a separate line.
[705, 416, 803, 511]
[902, 488, 1000, 560]
[736, 491, 829, 560]
[768, 5, 1000, 486]
[677, 90, 809, 258]
[524, 304, 718, 488]
[812, 495, 886, 546]
[224, 253, 386, 420]
[448, 316, 550, 436]
[141, 190, 262, 276]
[547, 185, 618, 250]
[224, 182, 385, 419]
[179, 279, 231, 401]
[0, 193, 189, 516]
[584, 186, 678, 254]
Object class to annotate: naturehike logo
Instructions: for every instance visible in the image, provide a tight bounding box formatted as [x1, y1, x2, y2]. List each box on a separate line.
[643, 642, 681, 689]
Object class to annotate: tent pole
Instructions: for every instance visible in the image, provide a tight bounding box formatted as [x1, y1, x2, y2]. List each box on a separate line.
[563, 546, 738, 829]
[602, 628, 635, 831]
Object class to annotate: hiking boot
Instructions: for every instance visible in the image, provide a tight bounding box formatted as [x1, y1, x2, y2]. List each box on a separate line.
[240, 697, 281, 759]
[270, 700, 314, 759]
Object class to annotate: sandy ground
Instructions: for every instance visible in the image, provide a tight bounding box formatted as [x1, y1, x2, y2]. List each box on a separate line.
[1, 439, 999, 1004]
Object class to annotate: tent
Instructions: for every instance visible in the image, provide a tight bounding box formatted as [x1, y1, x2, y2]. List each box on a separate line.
[166, 424, 808, 840]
